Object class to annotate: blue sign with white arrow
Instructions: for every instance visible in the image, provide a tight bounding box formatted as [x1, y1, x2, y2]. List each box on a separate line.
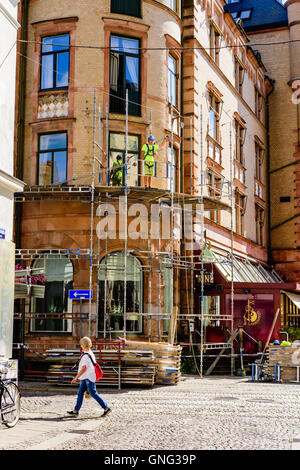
[69, 290, 93, 300]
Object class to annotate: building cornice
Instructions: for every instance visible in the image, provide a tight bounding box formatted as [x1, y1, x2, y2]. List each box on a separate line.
[31, 16, 79, 26]
[0, 169, 25, 194]
[0, 2, 20, 30]
[143, 0, 182, 26]
[285, 0, 300, 7]
[184, 36, 268, 131]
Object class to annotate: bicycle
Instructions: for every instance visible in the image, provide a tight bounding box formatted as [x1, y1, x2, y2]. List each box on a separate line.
[0, 366, 21, 428]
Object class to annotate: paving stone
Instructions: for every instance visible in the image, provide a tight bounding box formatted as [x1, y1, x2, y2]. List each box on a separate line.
[0, 377, 299, 450]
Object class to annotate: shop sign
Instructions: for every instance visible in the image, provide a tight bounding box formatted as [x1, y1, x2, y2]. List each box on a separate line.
[196, 272, 214, 285]
[243, 299, 261, 326]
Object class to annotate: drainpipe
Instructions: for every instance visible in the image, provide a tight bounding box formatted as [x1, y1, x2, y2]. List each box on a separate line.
[15, 0, 29, 249]
[266, 78, 275, 266]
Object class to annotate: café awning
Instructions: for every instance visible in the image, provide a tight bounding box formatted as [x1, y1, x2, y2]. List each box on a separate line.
[203, 250, 283, 283]
[282, 291, 300, 310]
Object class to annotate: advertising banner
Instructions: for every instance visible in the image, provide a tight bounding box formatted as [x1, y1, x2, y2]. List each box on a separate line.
[0, 239, 15, 359]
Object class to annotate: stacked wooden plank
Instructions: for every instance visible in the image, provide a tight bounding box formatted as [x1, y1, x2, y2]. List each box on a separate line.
[43, 343, 181, 387]
[47, 364, 156, 387]
[47, 364, 76, 385]
[121, 366, 156, 386]
[123, 340, 182, 385]
[46, 347, 156, 387]
[121, 350, 154, 363]
[267, 345, 300, 382]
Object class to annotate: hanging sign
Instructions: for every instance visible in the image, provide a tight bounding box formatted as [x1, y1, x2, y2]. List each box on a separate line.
[196, 271, 214, 285]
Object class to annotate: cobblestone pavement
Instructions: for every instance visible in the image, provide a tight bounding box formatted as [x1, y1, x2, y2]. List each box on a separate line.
[1, 376, 300, 450]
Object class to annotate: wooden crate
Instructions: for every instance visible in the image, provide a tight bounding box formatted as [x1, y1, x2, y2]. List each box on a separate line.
[123, 340, 182, 385]
[267, 345, 300, 382]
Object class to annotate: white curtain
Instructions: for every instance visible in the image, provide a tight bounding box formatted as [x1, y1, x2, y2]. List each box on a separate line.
[98, 252, 142, 282]
[33, 255, 73, 282]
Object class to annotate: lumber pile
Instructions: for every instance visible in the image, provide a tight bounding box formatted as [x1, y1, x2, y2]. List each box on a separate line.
[121, 365, 156, 386]
[47, 364, 156, 387]
[123, 340, 182, 385]
[99, 349, 154, 363]
[267, 345, 299, 382]
[35, 342, 181, 387]
[121, 350, 154, 363]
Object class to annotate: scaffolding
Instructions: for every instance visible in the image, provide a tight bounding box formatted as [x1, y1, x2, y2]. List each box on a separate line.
[14, 87, 238, 379]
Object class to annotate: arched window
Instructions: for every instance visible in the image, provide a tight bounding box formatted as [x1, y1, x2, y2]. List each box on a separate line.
[31, 255, 73, 332]
[98, 252, 143, 333]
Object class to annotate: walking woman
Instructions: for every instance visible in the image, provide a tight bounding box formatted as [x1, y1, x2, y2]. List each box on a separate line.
[68, 337, 111, 417]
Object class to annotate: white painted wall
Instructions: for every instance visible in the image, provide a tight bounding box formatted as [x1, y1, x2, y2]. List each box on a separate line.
[0, 0, 22, 242]
[0, 0, 24, 360]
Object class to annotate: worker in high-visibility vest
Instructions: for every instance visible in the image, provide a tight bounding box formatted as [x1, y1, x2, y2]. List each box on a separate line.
[141, 135, 169, 188]
[110, 154, 123, 186]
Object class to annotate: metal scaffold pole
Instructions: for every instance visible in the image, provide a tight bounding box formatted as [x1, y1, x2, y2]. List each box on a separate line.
[96, 101, 101, 334]
[104, 103, 109, 340]
[229, 119, 235, 376]
[88, 88, 97, 337]
[199, 104, 205, 378]
[190, 116, 193, 196]
[169, 99, 175, 345]
[123, 89, 128, 340]
[158, 201, 162, 341]
[148, 202, 153, 342]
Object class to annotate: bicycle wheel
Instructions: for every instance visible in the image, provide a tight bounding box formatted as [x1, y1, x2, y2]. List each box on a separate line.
[1, 382, 21, 428]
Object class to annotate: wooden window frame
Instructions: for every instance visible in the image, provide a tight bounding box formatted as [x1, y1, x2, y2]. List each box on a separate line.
[255, 204, 265, 246]
[255, 86, 264, 121]
[108, 131, 140, 187]
[254, 140, 265, 200]
[234, 118, 246, 166]
[209, 22, 222, 66]
[37, 131, 68, 185]
[40, 33, 70, 92]
[207, 170, 222, 224]
[168, 53, 178, 108]
[111, 0, 142, 18]
[207, 92, 223, 166]
[109, 34, 141, 116]
[235, 190, 246, 236]
[234, 56, 245, 96]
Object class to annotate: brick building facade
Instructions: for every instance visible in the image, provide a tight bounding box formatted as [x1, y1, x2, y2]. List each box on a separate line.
[13, 0, 298, 368]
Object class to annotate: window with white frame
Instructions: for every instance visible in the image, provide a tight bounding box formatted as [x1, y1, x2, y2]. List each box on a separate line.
[169, 0, 178, 13]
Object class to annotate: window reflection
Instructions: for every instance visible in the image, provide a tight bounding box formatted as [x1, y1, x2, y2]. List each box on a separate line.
[38, 132, 67, 185]
[40, 34, 70, 90]
[110, 35, 141, 116]
[31, 255, 73, 333]
[168, 55, 177, 106]
[108, 132, 139, 186]
[98, 252, 143, 333]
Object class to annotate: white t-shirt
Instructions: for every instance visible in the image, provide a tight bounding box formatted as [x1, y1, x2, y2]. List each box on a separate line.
[78, 350, 96, 382]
